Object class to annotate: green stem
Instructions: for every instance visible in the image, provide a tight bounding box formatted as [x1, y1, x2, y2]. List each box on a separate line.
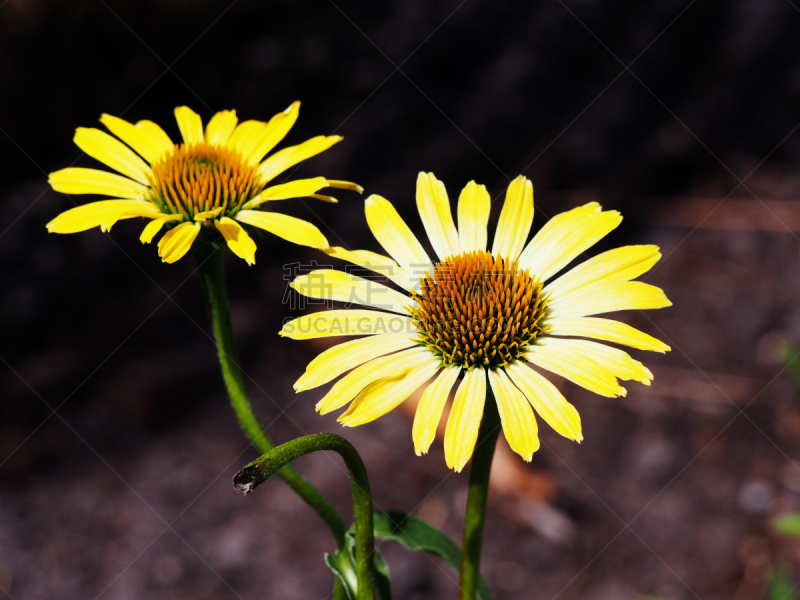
[458, 392, 501, 600]
[234, 433, 376, 600]
[194, 243, 348, 548]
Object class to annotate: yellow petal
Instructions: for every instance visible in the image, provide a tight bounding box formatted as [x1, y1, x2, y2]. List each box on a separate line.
[157, 221, 200, 263]
[339, 358, 440, 427]
[230, 101, 300, 165]
[242, 177, 331, 209]
[140, 215, 181, 244]
[325, 246, 414, 291]
[538, 337, 652, 384]
[205, 110, 238, 146]
[491, 175, 533, 262]
[457, 181, 491, 252]
[412, 366, 461, 456]
[519, 203, 622, 282]
[99, 114, 174, 164]
[544, 245, 661, 300]
[315, 346, 433, 414]
[280, 310, 416, 340]
[174, 106, 204, 145]
[546, 280, 672, 319]
[48, 167, 147, 199]
[416, 172, 460, 260]
[46, 199, 162, 234]
[290, 269, 411, 314]
[257, 135, 343, 184]
[295, 333, 417, 391]
[488, 368, 539, 462]
[73, 128, 151, 184]
[546, 317, 670, 353]
[365, 195, 430, 275]
[444, 366, 487, 472]
[235, 210, 328, 249]
[215, 217, 257, 265]
[524, 341, 626, 398]
[505, 361, 583, 442]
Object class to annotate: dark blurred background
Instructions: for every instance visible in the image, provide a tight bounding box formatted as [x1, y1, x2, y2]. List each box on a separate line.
[2, 0, 800, 598]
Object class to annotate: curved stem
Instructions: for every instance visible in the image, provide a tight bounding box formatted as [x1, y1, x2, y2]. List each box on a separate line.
[234, 433, 376, 600]
[458, 392, 501, 600]
[194, 243, 348, 548]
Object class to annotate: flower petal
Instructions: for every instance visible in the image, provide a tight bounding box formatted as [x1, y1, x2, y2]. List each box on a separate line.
[230, 101, 300, 165]
[339, 357, 440, 427]
[488, 368, 539, 462]
[457, 180, 491, 252]
[48, 167, 147, 199]
[445, 366, 487, 472]
[365, 195, 430, 275]
[524, 341, 626, 398]
[290, 269, 411, 314]
[505, 361, 583, 442]
[140, 215, 181, 244]
[546, 280, 672, 319]
[215, 216, 257, 265]
[205, 110, 238, 146]
[235, 210, 328, 249]
[99, 114, 174, 164]
[242, 177, 331, 209]
[315, 346, 433, 414]
[546, 317, 670, 353]
[491, 175, 533, 261]
[73, 128, 151, 184]
[325, 246, 414, 291]
[518, 203, 622, 282]
[257, 135, 343, 184]
[157, 221, 200, 263]
[295, 334, 418, 392]
[412, 366, 461, 456]
[46, 199, 162, 234]
[174, 106, 204, 145]
[537, 337, 652, 385]
[416, 172, 460, 260]
[280, 310, 416, 340]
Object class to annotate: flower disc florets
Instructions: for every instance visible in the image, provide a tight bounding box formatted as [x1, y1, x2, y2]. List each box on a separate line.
[148, 143, 261, 221]
[410, 250, 547, 368]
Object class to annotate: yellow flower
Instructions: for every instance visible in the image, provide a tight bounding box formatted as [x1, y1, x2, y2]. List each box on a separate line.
[281, 172, 672, 472]
[47, 103, 362, 265]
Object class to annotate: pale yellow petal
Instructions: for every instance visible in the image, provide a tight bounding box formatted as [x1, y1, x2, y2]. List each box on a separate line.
[290, 269, 411, 314]
[537, 338, 653, 385]
[505, 361, 582, 442]
[280, 310, 416, 340]
[325, 246, 414, 291]
[518, 203, 622, 282]
[339, 357, 440, 427]
[99, 114, 173, 164]
[46, 200, 162, 234]
[364, 195, 430, 275]
[157, 221, 200, 263]
[491, 175, 533, 262]
[242, 177, 331, 209]
[230, 101, 300, 165]
[488, 368, 539, 462]
[544, 245, 661, 299]
[48, 167, 147, 199]
[235, 210, 328, 249]
[546, 280, 672, 319]
[205, 110, 238, 146]
[444, 366, 487, 472]
[215, 216, 257, 265]
[416, 172, 460, 260]
[457, 181, 490, 252]
[140, 215, 181, 244]
[174, 106, 204, 145]
[412, 366, 461, 456]
[295, 334, 418, 391]
[524, 342, 626, 398]
[315, 346, 433, 414]
[257, 135, 343, 184]
[73, 128, 151, 184]
[546, 317, 670, 353]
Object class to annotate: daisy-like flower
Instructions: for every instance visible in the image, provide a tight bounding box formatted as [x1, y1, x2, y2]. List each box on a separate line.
[281, 173, 672, 472]
[47, 103, 361, 264]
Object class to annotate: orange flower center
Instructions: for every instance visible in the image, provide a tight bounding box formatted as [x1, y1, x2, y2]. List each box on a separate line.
[409, 250, 547, 368]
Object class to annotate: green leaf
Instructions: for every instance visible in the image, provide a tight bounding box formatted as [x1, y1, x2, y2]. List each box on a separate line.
[770, 567, 799, 600]
[775, 339, 800, 390]
[372, 510, 494, 600]
[325, 530, 392, 600]
[774, 514, 800, 538]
